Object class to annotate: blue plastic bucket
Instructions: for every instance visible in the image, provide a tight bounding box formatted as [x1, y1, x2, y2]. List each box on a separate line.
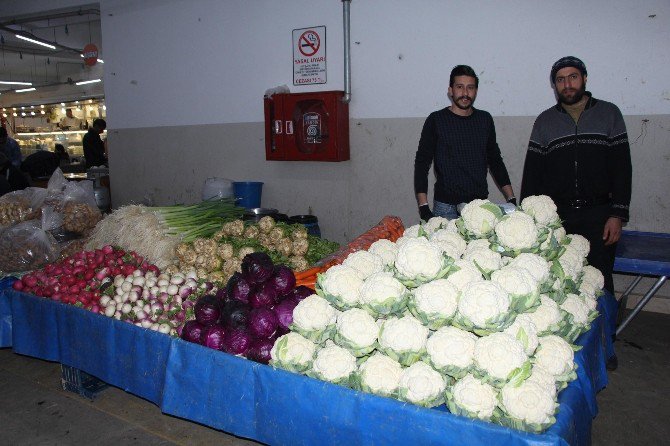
[233, 181, 264, 209]
[289, 215, 321, 238]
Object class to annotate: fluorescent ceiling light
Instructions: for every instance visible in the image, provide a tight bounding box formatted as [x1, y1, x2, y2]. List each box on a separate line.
[16, 87, 37, 93]
[16, 34, 56, 50]
[0, 80, 32, 86]
[75, 79, 102, 86]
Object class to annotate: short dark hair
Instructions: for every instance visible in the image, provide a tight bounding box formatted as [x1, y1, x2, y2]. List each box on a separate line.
[0, 127, 7, 138]
[55, 143, 65, 152]
[449, 65, 479, 88]
[93, 118, 106, 131]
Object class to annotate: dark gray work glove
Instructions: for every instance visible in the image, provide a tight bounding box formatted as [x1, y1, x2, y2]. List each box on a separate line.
[419, 204, 434, 222]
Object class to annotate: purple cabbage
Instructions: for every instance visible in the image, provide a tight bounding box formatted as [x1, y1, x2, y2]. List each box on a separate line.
[194, 295, 222, 326]
[247, 337, 275, 364]
[267, 265, 296, 300]
[249, 307, 279, 339]
[220, 300, 251, 330]
[249, 282, 278, 308]
[222, 328, 253, 356]
[241, 252, 275, 284]
[226, 272, 253, 303]
[292, 285, 314, 302]
[200, 325, 226, 350]
[181, 320, 206, 344]
[274, 297, 298, 331]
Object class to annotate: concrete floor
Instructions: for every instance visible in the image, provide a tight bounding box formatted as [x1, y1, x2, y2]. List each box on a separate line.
[1, 310, 669, 446]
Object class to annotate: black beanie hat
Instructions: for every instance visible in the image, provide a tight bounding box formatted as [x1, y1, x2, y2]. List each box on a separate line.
[550, 56, 587, 83]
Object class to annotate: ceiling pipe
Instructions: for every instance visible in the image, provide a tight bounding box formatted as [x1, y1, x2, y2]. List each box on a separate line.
[0, 9, 100, 27]
[341, 0, 351, 104]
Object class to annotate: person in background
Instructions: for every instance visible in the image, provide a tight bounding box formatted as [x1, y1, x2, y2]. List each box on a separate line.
[59, 108, 82, 130]
[83, 118, 107, 168]
[0, 127, 22, 168]
[414, 65, 516, 221]
[520, 56, 632, 294]
[0, 152, 29, 196]
[54, 143, 70, 167]
[20, 148, 59, 180]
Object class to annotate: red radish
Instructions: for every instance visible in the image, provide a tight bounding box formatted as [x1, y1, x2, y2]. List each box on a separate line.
[22, 275, 38, 288]
[12, 280, 24, 291]
[102, 245, 114, 255]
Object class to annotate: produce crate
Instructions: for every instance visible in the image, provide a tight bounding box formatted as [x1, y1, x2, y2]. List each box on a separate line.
[60, 364, 108, 399]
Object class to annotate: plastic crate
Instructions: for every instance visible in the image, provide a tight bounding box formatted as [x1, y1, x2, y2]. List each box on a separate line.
[60, 364, 108, 399]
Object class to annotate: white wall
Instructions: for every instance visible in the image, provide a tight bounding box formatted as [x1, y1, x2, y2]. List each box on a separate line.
[101, 0, 670, 129]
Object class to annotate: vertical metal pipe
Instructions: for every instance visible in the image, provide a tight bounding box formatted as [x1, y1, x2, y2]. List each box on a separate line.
[342, 0, 351, 103]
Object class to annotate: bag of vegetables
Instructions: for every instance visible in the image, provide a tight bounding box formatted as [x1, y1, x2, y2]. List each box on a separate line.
[0, 206, 61, 273]
[61, 180, 102, 234]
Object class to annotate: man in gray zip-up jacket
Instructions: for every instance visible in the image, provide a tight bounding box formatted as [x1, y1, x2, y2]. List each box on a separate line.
[520, 56, 632, 293]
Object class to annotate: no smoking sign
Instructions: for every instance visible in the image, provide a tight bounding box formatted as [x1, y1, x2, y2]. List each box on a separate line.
[293, 26, 326, 85]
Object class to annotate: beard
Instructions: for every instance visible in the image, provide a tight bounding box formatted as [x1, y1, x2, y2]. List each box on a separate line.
[453, 95, 475, 110]
[557, 83, 586, 105]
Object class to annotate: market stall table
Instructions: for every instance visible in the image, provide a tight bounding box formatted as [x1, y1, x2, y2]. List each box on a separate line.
[614, 230, 670, 335]
[0, 287, 617, 446]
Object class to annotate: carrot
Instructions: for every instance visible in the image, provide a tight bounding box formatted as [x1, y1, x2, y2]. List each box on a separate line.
[295, 266, 323, 280]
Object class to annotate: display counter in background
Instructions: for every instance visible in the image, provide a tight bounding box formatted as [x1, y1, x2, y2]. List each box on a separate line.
[0, 288, 617, 446]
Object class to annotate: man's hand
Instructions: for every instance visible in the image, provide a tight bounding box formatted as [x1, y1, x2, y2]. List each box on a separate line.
[419, 204, 434, 222]
[603, 217, 623, 245]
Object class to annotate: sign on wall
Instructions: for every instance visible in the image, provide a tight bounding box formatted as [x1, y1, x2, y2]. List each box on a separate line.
[293, 26, 326, 85]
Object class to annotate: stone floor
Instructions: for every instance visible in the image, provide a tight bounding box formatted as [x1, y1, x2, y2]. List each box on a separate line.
[1, 309, 668, 446]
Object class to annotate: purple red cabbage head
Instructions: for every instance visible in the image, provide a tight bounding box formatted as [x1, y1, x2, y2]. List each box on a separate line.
[241, 252, 275, 284]
[221, 328, 253, 356]
[220, 300, 251, 330]
[200, 324, 226, 350]
[249, 281, 278, 308]
[273, 297, 298, 331]
[292, 285, 314, 302]
[247, 337, 276, 364]
[194, 295, 221, 326]
[181, 320, 206, 344]
[226, 272, 253, 304]
[248, 307, 279, 339]
[267, 265, 296, 299]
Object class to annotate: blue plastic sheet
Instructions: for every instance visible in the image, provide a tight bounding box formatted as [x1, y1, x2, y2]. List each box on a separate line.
[0, 277, 15, 347]
[0, 289, 618, 446]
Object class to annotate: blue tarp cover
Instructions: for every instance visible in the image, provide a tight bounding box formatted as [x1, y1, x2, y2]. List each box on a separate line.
[0, 289, 617, 446]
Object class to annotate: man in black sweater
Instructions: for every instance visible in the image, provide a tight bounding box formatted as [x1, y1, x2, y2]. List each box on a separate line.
[414, 65, 516, 221]
[520, 56, 632, 293]
[83, 118, 108, 168]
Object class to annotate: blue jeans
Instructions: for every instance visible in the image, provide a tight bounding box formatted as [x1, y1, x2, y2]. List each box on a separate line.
[433, 200, 459, 220]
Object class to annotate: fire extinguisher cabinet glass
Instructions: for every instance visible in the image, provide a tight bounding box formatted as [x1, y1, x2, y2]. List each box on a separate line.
[264, 91, 349, 162]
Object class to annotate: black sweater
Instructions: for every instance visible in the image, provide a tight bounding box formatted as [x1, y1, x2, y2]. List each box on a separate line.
[520, 94, 632, 221]
[414, 107, 511, 205]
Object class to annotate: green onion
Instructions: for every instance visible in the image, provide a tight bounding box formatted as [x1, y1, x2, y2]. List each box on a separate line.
[151, 198, 244, 242]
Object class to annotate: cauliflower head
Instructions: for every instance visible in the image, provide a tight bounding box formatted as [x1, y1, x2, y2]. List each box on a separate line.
[533, 335, 576, 381]
[473, 332, 530, 386]
[356, 352, 404, 397]
[308, 342, 358, 385]
[579, 265, 604, 297]
[525, 295, 562, 334]
[425, 326, 478, 376]
[566, 234, 590, 258]
[521, 195, 560, 227]
[560, 293, 590, 325]
[508, 253, 551, 285]
[409, 279, 459, 329]
[448, 373, 499, 420]
[491, 265, 540, 313]
[397, 361, 447, 407]
[460, 199, 503, 237]
[368, 238, 398, 267]
[462, 246, 503, 274]
[270, 332, 318, 373]
[317, 264, 363, 310]
[424, 216, 450, 234]
[394, 237, 449, 285]
[378, 314, 429, 366]
[290, 294, 338, 344]
[500, 381, 558, 430]
[445, 259, 483, 291]
[503, 313, 539, 356]
[456, 280, 512, 331]
[429, 229, 467, 259]
[334, 308, 379, 357]
[494, 211, 539, 251]
[526, 365, 558, 397]
[342, 250, 385, 280]
[359, 271, 409, 317]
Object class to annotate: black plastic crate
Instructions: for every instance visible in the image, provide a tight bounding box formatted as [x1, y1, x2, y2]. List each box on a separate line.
[60, 364, 108, 399]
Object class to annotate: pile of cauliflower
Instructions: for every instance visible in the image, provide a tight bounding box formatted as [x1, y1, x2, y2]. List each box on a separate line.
[269, 195, 603, 434]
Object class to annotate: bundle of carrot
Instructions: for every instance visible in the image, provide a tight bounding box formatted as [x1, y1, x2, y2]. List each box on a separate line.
[294, 215, 405, 289]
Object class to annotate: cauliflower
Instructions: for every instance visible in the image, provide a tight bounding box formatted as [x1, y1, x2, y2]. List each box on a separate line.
[491, 265, 541, 313]
[425, 326, 478, 378]
[424, 216, 450, 234]
[334, 308, 379, 357]
[403, 224, 422, 239]
[526, 365, 558, 397]
[459, 199, 503, 237]
[378, 314, 429, 366]
[308, 341, 358, 386]
[579, 265, 604, 297]
[521, 195, 560, 227]
[455, 280, 513, 334]
[359, 271, 409, 317]
[316, 264, 363, 311]
[579, 292, 598, 312]
[533, 335, 577, 383]
[446, 373, 499, 420]
[557, 293, 596, 342]
[270, 332, 318, 373]
[540, 226, 566, 256]
[290, 294, 338, 344]
[429, 229, 467, 259]
[355, 352, 403, 398]
[445, 259, 483, 291]
[555, 245, 585, 284]
[394, 237, 450, 287]
[508, 253, 551, 286]
[464, 238, 491, 254]
[367, 238, 398, 267]
[503, 313, 539, 356]
[473, 332, 530, 387]
[566, 233, 590, 259]
[525, 295, 563, 335]
[494, 211, 539, 251]
[342, 250, 385, 280]
[499, 381, 558, 432]
[408, 279, 459, 329]
[462, 246, 503, 274]
[397, 361, 447, 408]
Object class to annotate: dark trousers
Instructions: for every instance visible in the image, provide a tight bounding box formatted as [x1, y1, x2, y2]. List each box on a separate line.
[558, 204, 617, 293]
